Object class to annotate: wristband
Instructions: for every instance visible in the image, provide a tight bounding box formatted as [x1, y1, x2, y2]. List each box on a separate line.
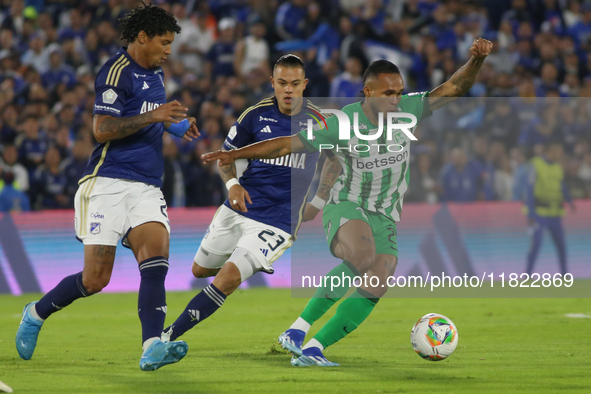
[226, 178, 240, 191]
[165, 119, 190, 138]
[310, 195, 326, 210]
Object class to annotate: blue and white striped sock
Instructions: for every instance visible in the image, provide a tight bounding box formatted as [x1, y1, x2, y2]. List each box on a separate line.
[166, 284, 227, 341]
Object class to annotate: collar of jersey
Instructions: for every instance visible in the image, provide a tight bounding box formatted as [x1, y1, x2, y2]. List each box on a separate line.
[120, 46, 160, 74]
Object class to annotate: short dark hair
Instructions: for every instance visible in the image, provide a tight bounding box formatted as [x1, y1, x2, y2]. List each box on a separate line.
[119, 2, 181, 43]
[362, 60, 401, 85]
[274, 54, 305, 71]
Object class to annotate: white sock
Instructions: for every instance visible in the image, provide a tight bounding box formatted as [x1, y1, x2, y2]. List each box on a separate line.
[142, 336, 159, 352]
[30, 304, 44, 322]
[302, 338, 324, 351]
[290, 317, 311, 334]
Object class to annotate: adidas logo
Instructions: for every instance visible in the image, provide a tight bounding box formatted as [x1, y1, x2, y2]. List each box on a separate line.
[142, 81, 149, 90]
[260, 248, 268, 257]
[156, 305, 167, 313]
[189, 309, 200, 321]
[260, 126, 272, 133]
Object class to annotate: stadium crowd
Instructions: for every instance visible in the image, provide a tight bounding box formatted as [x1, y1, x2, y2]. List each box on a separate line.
[0, 0, 590, 211]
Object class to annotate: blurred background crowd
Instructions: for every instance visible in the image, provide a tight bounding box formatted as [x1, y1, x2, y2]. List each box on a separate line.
[0, 0, 590, 212]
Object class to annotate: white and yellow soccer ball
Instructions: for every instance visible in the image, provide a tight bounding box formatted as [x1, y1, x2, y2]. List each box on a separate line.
[410, 313, 458, 361]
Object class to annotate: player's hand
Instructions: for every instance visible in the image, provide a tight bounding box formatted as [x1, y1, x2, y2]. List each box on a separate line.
[182, 117, 200, 141]
[302, 202, 321, 222]
[470, 38, 493, 59]
[151, 100, 188, 123]
[202, 150, 236, 166]
[228, 184, 252, 213]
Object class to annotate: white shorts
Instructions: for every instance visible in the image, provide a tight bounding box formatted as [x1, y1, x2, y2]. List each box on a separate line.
[197, 205, 292, 271]
[74, 177, 170, 247]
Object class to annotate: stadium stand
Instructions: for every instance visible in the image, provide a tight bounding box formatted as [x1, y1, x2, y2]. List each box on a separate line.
[0, 0, 590, 210]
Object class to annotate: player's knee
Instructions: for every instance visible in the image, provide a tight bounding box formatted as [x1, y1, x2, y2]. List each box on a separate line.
[192, 263, 219, 278]
[349, 251, 375, 273]
[212, 264, 242, 296]
[82, 274, 110, 294]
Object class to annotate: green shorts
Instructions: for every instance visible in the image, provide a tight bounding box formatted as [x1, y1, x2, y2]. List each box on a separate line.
[322, 200, 398, 257]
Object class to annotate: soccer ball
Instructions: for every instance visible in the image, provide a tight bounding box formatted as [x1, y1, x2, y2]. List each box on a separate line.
[410, 313, 458, 361]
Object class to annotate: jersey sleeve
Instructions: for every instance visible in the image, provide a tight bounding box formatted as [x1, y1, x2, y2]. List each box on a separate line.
[92, 63, 132, 118]
[223, 109, 255, 150]
[402, 91, 432, 121]
[296, 114, 340, 152]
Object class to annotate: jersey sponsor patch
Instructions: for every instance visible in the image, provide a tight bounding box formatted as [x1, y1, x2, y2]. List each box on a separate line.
[227, 125, 237, 140]
[94, 104, 120, 115]
[102, 88, 118, 104]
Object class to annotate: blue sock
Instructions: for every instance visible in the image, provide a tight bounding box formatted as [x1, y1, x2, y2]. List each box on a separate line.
[138, 256, 169, 344]
[35, 272, 89, 320]
[165, 284, 226, 341]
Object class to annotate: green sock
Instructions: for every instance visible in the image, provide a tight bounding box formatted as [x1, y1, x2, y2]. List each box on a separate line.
[313, 289, 379, 349]
[300, 261, 359, 325]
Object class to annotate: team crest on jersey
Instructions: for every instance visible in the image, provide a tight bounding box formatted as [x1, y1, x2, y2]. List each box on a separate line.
[90, 222, 101, 235]
[102, 89, 117, 104]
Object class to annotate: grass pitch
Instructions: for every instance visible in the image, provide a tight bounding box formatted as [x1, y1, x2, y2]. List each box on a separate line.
[1, 289, 590, 393]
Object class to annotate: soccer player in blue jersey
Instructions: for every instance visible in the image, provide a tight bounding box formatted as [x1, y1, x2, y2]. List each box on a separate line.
[16, 4, 199, 371]
[160, 54, 340, 342]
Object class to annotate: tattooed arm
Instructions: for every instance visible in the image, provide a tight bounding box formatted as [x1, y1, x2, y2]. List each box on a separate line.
[92, 100, 188, 143]
[428, 38, 493, 111]
[315, 154, 342, 201]
[302, 153, 342, 222]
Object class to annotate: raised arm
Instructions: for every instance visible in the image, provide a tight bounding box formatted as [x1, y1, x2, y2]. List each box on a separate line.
[202, 134, 307, 166]
[428, 38, 492, 111]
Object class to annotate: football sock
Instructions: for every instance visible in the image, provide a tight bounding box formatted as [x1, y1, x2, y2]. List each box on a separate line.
[302, 338, 324, 351]
[313, 289, 379, 349]
[299, 261, 359, 326]
[165, 284, 226, 341]
[138, 257, 169, 344]
[289, 317, 311, 333]
[35, 272, 89, 320]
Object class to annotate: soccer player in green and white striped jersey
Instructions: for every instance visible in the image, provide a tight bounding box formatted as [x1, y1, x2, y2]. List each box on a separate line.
[204, 38, 493, 366]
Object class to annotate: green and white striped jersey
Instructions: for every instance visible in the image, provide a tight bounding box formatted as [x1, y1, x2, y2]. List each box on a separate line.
[297, 92, 430, 222]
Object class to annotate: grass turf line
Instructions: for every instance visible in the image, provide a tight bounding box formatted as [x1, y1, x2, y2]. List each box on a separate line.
[1, 289, 590, 393]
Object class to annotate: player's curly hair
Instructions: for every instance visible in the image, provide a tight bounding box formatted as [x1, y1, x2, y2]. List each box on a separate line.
[118, 1, 181, 43]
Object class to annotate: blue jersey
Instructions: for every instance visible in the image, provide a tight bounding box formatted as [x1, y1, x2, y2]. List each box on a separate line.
[81, 47, 167, 187]
[223, 97, 321, 236]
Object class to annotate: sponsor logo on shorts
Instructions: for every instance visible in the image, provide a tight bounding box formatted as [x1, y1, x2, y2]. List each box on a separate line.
[260, 248, 269, 257]
[90, 212, 104, 219]
[90, 222, 101, 235]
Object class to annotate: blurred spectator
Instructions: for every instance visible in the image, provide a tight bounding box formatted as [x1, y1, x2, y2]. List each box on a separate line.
[275, 0, 309, 40]
[234, 20, 269, 79]
[205, 17, 237, 80]
[0, 172, 30, 212]
[174, 11, 215, 74]
[41, 49, 77, 92]
[440, 148, 479, 202]
[17, 115, 49, 175]
[494, 154, 514, 201]
[407, 152, 438, 203]
[330, 57, 363, 97]
[162, 136, 185, 208]
[0, 144, 28, 191]
[31, 146, 69, 210]
[61, 139, 91, 202]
